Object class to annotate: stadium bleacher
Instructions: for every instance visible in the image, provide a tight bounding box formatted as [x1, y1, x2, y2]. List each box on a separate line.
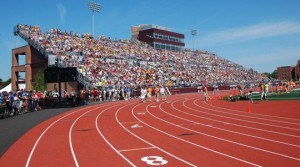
[14, 24, 268, 89]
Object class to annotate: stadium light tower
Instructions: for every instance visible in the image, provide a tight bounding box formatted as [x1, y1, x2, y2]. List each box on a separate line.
[88, 1, 101, 37]
[191, 29, 197, 51]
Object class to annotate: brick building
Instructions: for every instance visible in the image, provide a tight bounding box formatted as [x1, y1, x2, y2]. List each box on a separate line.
[296, 60, 300, 80]
[131, 24, 185, 52]
[11, 45, 78, 92]
[277, 59, 300, 81]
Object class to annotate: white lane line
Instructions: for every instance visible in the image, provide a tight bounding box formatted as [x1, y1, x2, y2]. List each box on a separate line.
[115, 102, 197, 167]
[190, 100, 300, 131]
[25, 105, 95, 167]
[69, 106, 106, 167]
[95, 103, 137, 167]
[167, 100, 300, 148]
[158, 101, 300, 162]
[119, 147, 156, 152]
[144, 102, 263, 167]
[200, 99, 300, 124]
[183, 99, 300, 138]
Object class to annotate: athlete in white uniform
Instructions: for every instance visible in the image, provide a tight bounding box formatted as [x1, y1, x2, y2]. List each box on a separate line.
[140, 87, 147, 102]
[159, 86, 167, 101]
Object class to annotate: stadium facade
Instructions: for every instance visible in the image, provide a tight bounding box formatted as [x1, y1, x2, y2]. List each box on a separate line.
[11, 45, 78, 92]
[297, 60, 300, 80]
[131, 24, 185, 52]
[12, 45, 45, 91]
[277, 60, 300, 81]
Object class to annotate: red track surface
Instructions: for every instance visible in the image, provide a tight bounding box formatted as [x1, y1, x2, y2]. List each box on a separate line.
[1, 92, 300, 166]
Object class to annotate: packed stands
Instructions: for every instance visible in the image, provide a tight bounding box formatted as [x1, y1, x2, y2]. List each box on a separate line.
[14, 24, 267, 89]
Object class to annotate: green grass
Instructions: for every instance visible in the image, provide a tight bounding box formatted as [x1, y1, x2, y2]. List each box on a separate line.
[251, 89, 300, 100]
[223, 89, 300, 101]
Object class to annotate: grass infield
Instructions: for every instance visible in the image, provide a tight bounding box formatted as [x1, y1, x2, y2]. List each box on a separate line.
[226, 89, 300, 101]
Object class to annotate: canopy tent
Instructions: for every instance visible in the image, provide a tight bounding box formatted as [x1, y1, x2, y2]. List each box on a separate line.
[0, 83, 12, 92]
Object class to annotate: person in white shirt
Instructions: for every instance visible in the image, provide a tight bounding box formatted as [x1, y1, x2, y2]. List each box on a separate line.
[140, 87, 147, 102]
[159, 86, 167, 101]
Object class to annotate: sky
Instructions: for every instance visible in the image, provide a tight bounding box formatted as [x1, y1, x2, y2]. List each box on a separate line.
[1, 0, 300, 81]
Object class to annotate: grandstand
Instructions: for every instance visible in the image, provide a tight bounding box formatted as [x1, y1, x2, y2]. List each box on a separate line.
[12, 24, 267, 92]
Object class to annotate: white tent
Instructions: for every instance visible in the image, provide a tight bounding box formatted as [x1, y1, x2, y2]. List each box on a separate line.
[0, 83, 12, 92]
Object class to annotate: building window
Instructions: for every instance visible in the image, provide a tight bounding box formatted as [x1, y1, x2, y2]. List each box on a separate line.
[166, 45, 170, 50]
[171, 45, 175, 51]
[151, 33, 184, 43]
[154, 42, 160, 49]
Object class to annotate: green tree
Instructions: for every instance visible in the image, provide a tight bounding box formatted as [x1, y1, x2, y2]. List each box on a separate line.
[5, 78, 11, 85]
[32, 70, 46, 91]
[0, 78, 11, 89]
[270, 70, 277, 79]
[263, 72, 271, 79]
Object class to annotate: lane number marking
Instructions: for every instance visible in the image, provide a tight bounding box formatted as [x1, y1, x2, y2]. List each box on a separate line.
[141, 156, 168, 165]
[131, 124, 143, 128]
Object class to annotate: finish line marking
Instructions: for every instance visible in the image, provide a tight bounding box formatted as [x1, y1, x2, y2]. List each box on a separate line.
[119, 147, 156, 152]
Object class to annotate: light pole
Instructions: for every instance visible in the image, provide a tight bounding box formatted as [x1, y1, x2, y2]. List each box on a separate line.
[88, 1, 101, 37]
[191, 29, 197, 51]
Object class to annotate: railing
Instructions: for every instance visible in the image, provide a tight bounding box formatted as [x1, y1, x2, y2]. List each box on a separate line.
[15, 27, 49, 58]
[14, 25, 91, 89]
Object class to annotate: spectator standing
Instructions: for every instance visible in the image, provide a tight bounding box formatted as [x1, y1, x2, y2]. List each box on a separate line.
[260, 83, 265, 100]
[248, 90, 253, 103]
[203, 85, 209, 102]
[264, 83, 269, 98]
[125, 85, 131, 100]
[0, 92, 3, 104]
[140, 86, 147, 102]
[159, 85, 167, 101]
[237, 82, 243, 96]
[155, 85, 160, 102]
[147, 86, 152, 101]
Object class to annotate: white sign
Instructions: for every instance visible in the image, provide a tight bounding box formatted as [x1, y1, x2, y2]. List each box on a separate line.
[18, 83, 25, 90]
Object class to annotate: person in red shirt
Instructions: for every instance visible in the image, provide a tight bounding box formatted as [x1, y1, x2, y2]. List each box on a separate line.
[93, 88, 99, 101]
[36, 91, 43, 110]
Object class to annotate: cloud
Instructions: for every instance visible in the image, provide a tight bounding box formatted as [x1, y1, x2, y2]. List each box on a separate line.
[57, 3, 67, 24]
[200, 21, 300, 45]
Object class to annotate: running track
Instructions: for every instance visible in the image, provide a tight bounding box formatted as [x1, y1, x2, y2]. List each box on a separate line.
[1, 91, 300, 166]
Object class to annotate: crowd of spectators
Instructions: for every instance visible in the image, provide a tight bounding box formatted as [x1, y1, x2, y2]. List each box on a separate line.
[0, 90, 43, 117]
[15, 24, 267, 90]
